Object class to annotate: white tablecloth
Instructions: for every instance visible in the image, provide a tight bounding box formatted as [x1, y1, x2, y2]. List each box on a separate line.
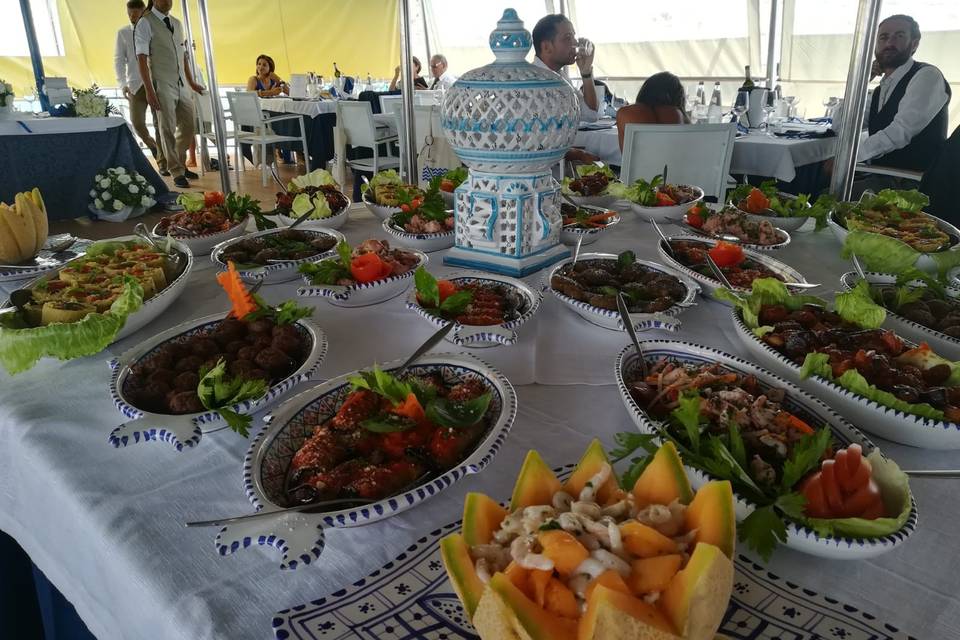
[0, 116, 126, 136]
[1, 205, 959, 640]
[258, 98, 337, 118]
[575, 126, 837, 182]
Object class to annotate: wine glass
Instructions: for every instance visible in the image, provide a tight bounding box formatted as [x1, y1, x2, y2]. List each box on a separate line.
[762, 90, 777, 136]
[732, 90, 750, 125]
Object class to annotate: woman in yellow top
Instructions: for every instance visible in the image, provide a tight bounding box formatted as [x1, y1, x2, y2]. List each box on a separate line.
[246, 54, 288, 97]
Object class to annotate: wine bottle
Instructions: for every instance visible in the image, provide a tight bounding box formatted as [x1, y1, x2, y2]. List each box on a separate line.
[774, 62, 782, 101]
[366, 72, 372, 85]
[333, 62, 341, 79]
[696, 81, 705, 105]
[710, 82, 722, 107]
[740, 65, 755, 91]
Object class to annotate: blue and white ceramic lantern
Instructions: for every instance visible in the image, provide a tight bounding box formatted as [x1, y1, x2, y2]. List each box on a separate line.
[441, 9, 580, 276]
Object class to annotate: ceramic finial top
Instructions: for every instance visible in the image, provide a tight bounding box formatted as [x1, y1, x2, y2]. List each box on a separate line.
[488, 8, 531, 63]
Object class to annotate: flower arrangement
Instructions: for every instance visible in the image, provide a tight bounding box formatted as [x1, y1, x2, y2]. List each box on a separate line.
[0, 80, 13, 108]
[72, 85, 118, 118]
[90, 167, 156, 213]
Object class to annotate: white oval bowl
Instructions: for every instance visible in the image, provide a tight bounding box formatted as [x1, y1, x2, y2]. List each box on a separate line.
[570, 193, 620, 209]
[236, 353, 517, 566]
[622, 185, 704, 221]
[107, 313, 328, 451]
[827, 209, 960, 274]
[298, 248, 428, 307]
[381, 218, 455, 253]
[731, 307, 960, 449]
[405, 272, 542, 348]
[681, 217, 792, 252]
[361, 191, 402, 221]
[730, 193, 811, 233]
[275, 195, 352, 231]
[615, 339, 918, 560]
[656, 234, 809, 301]
[839, 271, 960, 361]
[544, 254, 699, 332]
[210, 227, 345, 285]
[559, 212, 621, 247]
[3, 235, 195, 342]
[152, 215, 250, 256]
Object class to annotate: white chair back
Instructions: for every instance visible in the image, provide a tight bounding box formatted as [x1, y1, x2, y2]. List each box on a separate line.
[621, 123, 736, 201]
[379, 94, 403, 115]
[226, 91, 265, 128]
[415, 90, 441, 106]
[336, 100, 378, 148]
[197, 90, 214, 125]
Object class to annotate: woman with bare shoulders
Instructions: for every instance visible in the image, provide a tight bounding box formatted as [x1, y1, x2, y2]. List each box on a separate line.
[616, 72, 690, 150]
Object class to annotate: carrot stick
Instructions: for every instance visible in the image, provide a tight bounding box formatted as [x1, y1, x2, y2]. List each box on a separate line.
[391, 392, 426, 424]
[216, 261, 259, 319]
[587, 211, 618, 223]
[777, 411, 815, 434]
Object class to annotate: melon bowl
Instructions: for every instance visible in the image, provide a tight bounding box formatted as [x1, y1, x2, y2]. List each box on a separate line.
[440, 439, 736, 640]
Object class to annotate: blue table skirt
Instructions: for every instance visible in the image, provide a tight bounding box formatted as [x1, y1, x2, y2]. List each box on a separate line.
[240, 112, 338, 171]
[0, 123, 169, 221]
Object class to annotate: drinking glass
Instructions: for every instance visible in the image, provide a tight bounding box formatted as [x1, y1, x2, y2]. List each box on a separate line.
[762, 90, 777, 136]
[692, 103, 709, 124]
[732, 90, 749, 125]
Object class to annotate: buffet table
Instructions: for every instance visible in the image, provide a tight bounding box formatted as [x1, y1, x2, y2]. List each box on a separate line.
[1, 205, 958, 639]
[0, 116, 168, 220]
[575, 125, 837, 183]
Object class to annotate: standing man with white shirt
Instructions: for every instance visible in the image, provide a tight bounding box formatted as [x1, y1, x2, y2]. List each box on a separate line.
[858, 15, 951, 175]
[115, 0, 166, 174]
[135, 0, 204, 188]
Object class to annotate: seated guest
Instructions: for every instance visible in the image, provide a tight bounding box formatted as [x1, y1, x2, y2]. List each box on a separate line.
[616, 72, 690, 150]
[856, 14, 951, 186]
[246, 54, 288, 97]
[390, 57, 429, 91]
[531, 14, 599, 123]
[428, 54, 458, 90]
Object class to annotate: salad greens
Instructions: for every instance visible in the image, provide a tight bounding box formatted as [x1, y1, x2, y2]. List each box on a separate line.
[299, 240, 353, 285]
[608, 174, 663, 206]
[715, 277, 826, 335]
[0, 279, 144, 374]
[176, 192, 205, 212]
[561, 164, 619, 195]
[288, 169, 338, 191]
[360, 169, 401, 196]
[861, 188, 929, 213]
[728, 180, 834, 230]
[391, 180, 448, 228]
[439, 166, 468, 187]
[842, 229, 960, 281]
[414, 267, 473, 316]
[833, 279, 887, 330]
[196, 358, 268, 437]
[291, 190, 333, 220]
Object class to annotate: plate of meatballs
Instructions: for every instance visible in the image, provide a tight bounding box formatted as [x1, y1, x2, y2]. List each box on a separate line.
[107, 311, 328, 451]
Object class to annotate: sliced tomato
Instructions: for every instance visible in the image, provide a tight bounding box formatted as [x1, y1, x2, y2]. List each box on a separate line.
[686, 211, 703, 228]
[656, 191, 677, 206]
[204, 191, 225, 208]
[350, 253, 388, 283]
[744, 188, 771, 213]
[707, 241, 744, 268]
[437, 279, 458, 303]
[440, 179, 455, 192]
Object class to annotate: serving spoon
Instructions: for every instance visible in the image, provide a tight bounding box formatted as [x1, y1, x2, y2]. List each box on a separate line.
[616, 291, 649, 378]
[649, 220, 675, 260]
[903, 469, 960, 478]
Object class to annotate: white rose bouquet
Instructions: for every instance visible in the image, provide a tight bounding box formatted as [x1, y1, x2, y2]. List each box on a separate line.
[0, 80, 13, 107]
[71, 85, 118, 118]
[90, 167, 157, 212]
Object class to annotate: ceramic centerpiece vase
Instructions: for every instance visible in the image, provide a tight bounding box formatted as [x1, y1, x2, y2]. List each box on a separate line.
[440, 8, 580, 276]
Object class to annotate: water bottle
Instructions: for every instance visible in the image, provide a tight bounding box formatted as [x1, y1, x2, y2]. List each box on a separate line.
[695, 81, 705, 105]
[710, 82, 722, 107]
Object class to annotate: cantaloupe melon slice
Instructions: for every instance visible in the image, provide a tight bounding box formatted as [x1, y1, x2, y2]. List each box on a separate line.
[440, 534, 485, 619]
[510, 450, 562, 511]
[627, 554, 684, 595]
[632, 441, 694, 508]
[463, 492, 509, 546]
[685, 480, 736, 559]
[585, 570, 632, 601]
[620, 521, 680, 558]
[473, 572, 578, 640]
[538, 529, 589, 577]
[579, 584, 681, 640]
[562, 439, 620, 504]
[660, 543, 734, 640]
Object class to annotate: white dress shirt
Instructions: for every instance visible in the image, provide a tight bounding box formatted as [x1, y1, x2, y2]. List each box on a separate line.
[858, 57, 950, 163]
[133, 7, 187, 73]
[430, 70, 458, 91]
[114, 24, 142, 94]
[532, 55, 599, 123]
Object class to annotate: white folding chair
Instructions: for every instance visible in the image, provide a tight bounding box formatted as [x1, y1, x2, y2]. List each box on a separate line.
[379, 94, 403, 115]
[621, 123, 737, 201]
[336, 100, 400, 176]
[414, 90, 441, 106]
[226, 91, 310, 187]
[195, 90, 233, 175]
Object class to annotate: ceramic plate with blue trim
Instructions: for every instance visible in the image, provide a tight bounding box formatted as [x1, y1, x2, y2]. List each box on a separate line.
[107, 312, 328, 451]
[270, 481, 917, 639]
[361, 191, 402, 221]
[731, 307, 960, 449]
[0, 235, 94, 284]
[276, 195, 351, 231]
[298, 248, 428, 307]
[405, 272, 541, 348]
[210, 227, 345, 284]
[153, 215, 250, 256]
[217, 353, 517, 570]
[381, 217, 455, 253]
[615, 339, 918, 560]
[545, 253, 699, 332]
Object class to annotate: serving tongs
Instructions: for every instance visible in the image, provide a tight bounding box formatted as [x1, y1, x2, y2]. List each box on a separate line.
[134, 222, 184, 271]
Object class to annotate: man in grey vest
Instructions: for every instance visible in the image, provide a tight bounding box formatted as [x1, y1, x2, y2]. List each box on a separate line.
[135, 0, 204, 188]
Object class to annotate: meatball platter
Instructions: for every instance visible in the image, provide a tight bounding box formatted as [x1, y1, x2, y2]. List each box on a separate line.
[107, 310, 328, 451]
[217, 353, 516, 569]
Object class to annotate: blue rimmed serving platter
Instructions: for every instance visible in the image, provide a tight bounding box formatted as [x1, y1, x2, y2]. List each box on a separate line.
[107, 313, 328, 451]
[217, 353, 517, 569]
[382, 218, 455, 253]
[615, 339, 918, 559]
[210, 227, 345, 284]
[298, 248, 428, 307]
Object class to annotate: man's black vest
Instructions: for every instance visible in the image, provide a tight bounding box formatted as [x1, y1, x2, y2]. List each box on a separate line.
[868, 61, 951, 171]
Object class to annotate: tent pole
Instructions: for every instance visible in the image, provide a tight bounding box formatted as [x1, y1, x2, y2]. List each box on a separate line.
[829, 0, 882, 200]
[194, 0, 232, 194]
[18, 0, 49, 112]
[179, 0, 208, 172]
[765, 0, 779, 88]
[398, 0, 418, 184]
[421, 0, 432, 65]
[559, 0, 567, 16]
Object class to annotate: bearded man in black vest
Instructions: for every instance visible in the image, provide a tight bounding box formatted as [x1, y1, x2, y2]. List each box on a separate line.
[851, 14, 951, 194]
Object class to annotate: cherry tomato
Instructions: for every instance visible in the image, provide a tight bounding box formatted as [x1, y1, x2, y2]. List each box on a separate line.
[350, 253, 388, 283]
[440, 179, 455, 192]
[204, 191, 225, 208]
[437, 279, 458, 303]
[707, 241, 744, 268]
[400, 204, 411, 212]
[411, 198, 423, 209]
[744, 188, 771, 213]
[656, 191, 677, 206]
[686, 211, 704, 228]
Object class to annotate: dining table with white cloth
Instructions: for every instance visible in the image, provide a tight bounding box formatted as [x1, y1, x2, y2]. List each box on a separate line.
[575, 122, 838, 183]
[1, 205, 958, 640]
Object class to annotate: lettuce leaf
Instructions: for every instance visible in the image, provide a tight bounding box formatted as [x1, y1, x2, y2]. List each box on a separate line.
[86, 240, 132, 257]
[803, 451, 912, 539]
[929, 249, 960, 281]
[288, 169, 338, 191]
[862, 189, 929, 213]
[0, 280, 144, 375]
[176, 192, 206, 212]
[196, 358, 268, 437]
[576, 164, 617, 180]
[291, 191, 332, 219]
[840, 230, 919, 274]
[361, 169, 402, 195]
[834, 279, 886, 329]
[715, 278, 826, 329]
[894, 343, 960, 386]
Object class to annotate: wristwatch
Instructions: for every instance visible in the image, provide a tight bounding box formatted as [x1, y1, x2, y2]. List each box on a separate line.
[580, 71, 593, 79]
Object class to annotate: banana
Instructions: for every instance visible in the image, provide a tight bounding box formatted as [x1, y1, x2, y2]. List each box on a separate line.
[28, 188, 48, 254]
